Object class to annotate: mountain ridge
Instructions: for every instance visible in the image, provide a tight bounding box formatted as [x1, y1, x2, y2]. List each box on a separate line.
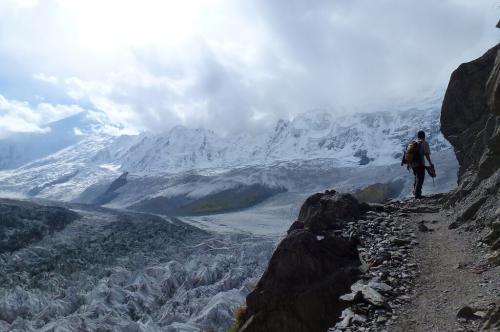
[0, 102, 457, 213]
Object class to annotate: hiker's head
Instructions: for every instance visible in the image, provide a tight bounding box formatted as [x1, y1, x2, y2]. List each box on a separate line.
[417, 130, 426, 140]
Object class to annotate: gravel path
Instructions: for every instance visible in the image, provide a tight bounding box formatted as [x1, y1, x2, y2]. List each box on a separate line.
[329, 196, 500, 332]
[392, 200, 500, 332]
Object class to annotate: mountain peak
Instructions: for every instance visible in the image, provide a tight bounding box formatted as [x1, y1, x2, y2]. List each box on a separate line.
[291, 110, 333, 131]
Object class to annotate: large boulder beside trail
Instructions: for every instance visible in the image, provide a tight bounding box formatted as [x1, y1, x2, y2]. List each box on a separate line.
[288, 189, 368, 234]
[441, 43, 500, 226]
[238, 191, 362, 332]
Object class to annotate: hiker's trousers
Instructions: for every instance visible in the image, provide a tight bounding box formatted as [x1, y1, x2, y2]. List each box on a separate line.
[412, 166, 425, 198]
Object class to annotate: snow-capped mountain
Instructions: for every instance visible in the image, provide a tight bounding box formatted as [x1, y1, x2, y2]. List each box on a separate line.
[92, 127, 234, 174]
[261, 107, 448, 165]
[0, 112, 95, 170]
[0, 98, 455, 210]
[74, 104, 448, 174]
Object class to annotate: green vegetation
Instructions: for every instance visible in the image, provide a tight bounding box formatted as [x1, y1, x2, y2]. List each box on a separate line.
[227, 303, 247, 332]
[131, 184, 286, 216]
[352, 179, 404, 203]
[182, 184, 282, 215]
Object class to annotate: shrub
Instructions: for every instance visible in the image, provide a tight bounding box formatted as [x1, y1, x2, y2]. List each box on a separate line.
[227, 303, 247, 332]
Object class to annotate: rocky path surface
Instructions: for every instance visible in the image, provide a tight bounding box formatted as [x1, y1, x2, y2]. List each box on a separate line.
[330, 195, 500, 332]
[394, 199, 500, 332]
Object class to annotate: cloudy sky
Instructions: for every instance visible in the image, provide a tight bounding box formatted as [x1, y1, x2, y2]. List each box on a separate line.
[0, 0, 498, 137]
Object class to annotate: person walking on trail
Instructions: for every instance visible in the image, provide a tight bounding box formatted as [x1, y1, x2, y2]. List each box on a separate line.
[410, 130, 433, 199]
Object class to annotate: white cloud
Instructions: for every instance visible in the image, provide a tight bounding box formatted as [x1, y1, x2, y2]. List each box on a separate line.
[0, 94, 84, 138]
[10, 0, 38, 9]
[84, 110, 140, 136]
[33, 73, 58, 84]
[0, 0, 498, 135]
[65, 77, 112, 100]
[35, 102, 83, 124]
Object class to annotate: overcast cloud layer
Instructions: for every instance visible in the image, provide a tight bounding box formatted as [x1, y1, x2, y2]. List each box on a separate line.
[0, 0, 498, 137]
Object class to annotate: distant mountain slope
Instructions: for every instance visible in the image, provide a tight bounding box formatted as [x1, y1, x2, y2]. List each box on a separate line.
[0, 96, 448, 174]
[0, 111, 97, 170]
[262, 107, 449, 166]
[0, 98, 457, 212]
[91, 100, 449, 174]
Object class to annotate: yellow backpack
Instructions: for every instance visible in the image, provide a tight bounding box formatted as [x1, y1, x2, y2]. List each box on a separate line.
[404, 141, 421, 164]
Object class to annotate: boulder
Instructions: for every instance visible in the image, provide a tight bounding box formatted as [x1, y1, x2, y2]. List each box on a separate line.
[456, 306, 481, 320]
[483, 228, 500, 244]
[239, 191, 362, 332]
[291, 190, 365, 234]
[340, 280, 387, 306]
[240, 231, 360, 332]
[486, 250, 500, 265]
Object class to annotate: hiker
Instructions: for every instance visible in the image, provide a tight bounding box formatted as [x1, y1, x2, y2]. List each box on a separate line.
[408, 130, 433, 198]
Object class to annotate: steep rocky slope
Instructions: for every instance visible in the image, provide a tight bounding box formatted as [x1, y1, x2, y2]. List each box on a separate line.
[440, 41, 500, 331]
[441, 43, 500, 228]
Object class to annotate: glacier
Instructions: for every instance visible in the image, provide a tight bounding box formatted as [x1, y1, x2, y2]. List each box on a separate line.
[0, 202, 277, 331]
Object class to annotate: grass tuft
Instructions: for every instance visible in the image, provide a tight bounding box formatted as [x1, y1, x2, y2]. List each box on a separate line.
[226, 303, 247, 332]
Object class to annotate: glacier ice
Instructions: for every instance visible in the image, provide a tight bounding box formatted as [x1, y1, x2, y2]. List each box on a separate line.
[0, 206, 277, 331]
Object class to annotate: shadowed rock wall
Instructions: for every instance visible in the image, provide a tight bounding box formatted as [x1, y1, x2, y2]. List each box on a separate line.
[441, 43, 500, 226]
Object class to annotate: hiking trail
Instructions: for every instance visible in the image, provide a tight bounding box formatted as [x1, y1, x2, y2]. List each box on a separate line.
[393, 199, 500, 332]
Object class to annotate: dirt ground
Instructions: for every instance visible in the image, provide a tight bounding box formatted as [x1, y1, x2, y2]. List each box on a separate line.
[391, 200, 500, 332]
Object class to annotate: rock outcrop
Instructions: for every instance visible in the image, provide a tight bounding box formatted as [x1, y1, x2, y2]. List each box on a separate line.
[238, 191, 362, 332]
[438, 42, 500, 331]
[441, 43, 500, 263]
[289, 190, 369, 234]
[441, 43, 500, 223]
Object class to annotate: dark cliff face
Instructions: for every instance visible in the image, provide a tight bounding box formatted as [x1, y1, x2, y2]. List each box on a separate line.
[238, 191, 363, 332]
[439, 40, 500, 327]
[441, 43, 500, 224]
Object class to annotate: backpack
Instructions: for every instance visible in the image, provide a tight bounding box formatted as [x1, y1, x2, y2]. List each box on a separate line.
[402, 141, 422, 166]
